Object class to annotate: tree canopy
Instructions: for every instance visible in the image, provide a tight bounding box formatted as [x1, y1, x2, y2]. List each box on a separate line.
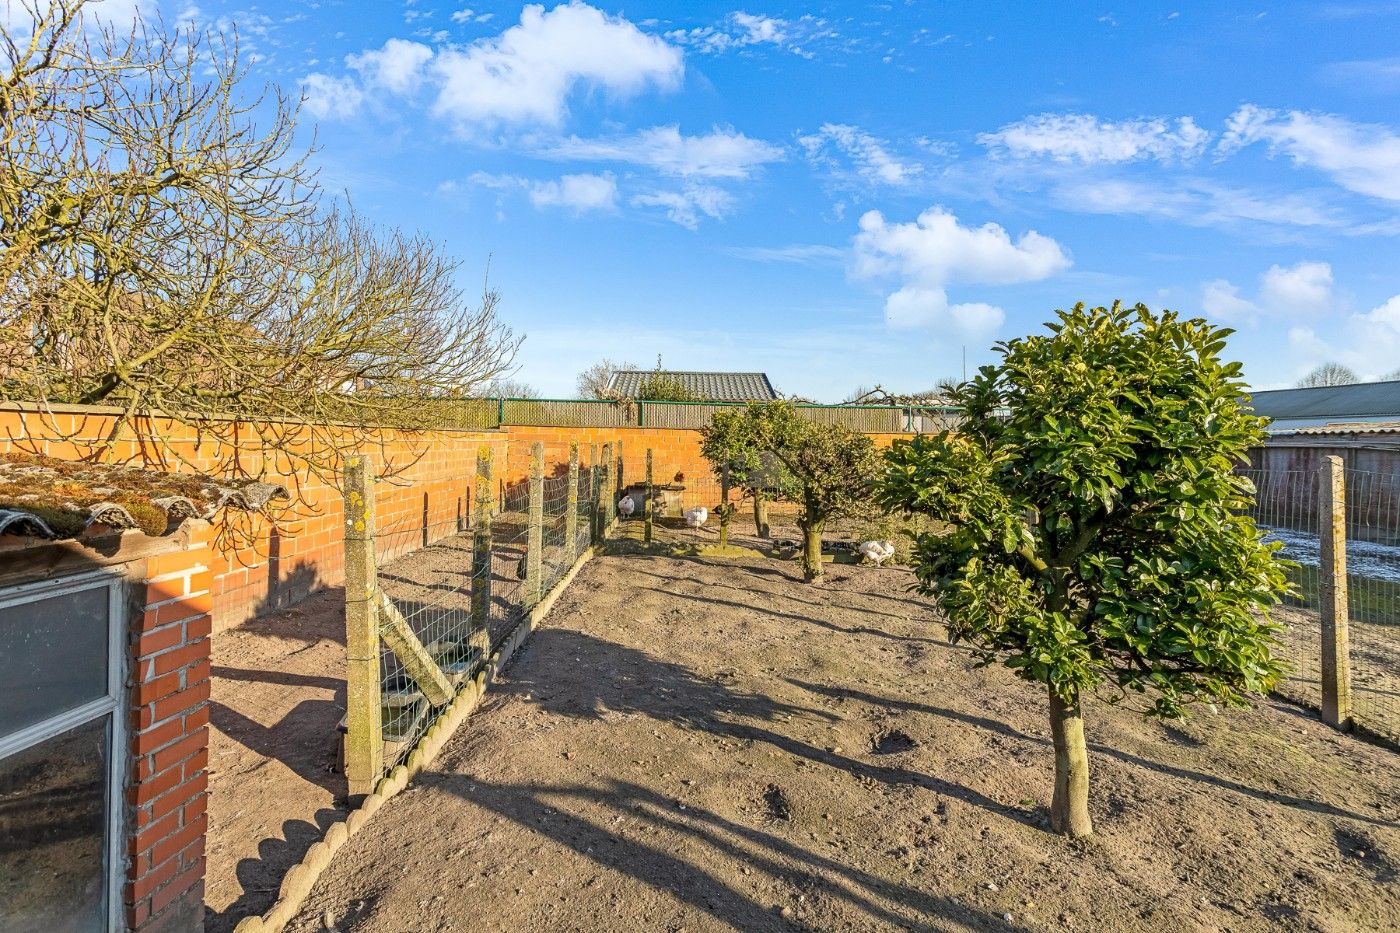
[877, 302, 1289, 836]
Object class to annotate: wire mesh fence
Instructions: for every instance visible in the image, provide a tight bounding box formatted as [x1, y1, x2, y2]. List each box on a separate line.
[343, 441, 618, 789]
[1240, 464, 1400, 746]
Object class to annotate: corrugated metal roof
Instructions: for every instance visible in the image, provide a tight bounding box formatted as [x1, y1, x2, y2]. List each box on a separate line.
[1268, 420, 1400, 437]
[0, 452, 289, 540]
[609, 370, 779, 401]
[1249, 380, 1400, 421]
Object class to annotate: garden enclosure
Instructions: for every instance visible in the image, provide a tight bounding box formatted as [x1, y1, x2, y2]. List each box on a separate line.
[340, 440, 620, 795]
[1242, 456, 1400, 746]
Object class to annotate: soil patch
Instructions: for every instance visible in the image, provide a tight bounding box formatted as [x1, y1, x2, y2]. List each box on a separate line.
[280, 550, 1400, 932]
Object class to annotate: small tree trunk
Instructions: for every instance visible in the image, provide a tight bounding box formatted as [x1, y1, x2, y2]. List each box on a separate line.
[753, 495, 770, 539]
[1048, 687, 1093, 838]
[800, 517, 825, 583]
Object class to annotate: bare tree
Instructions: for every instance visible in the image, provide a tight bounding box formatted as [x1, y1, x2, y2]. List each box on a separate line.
[1295, 363, 1359, 388]
[480, 376, 538, 398]
[575, 357, 639, 399]
[0, 1, 518, 485]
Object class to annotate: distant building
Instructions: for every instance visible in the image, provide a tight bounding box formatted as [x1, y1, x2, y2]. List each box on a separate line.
[608, 370, 779, 402]
[1249, 380, 1400, 433]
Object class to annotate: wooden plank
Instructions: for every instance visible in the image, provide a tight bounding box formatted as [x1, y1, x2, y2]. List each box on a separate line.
[375, 588, 454, 708]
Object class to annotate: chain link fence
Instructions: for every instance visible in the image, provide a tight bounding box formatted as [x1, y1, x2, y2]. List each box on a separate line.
[1240, 464, 1400, 746]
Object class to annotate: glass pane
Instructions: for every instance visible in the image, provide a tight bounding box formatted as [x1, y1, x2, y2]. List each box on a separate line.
[0, 584, 110, 737]
[0, 715, 110, 933]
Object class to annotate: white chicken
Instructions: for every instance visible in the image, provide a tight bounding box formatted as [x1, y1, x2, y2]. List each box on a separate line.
[618, 495, 636, 518]
[684, 506, 708, 529]
[857, 540, 896, 567]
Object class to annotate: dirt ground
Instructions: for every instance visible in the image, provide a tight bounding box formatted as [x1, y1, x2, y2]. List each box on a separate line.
[204, 532, 532, 932]
[273, 539, 1400, 933]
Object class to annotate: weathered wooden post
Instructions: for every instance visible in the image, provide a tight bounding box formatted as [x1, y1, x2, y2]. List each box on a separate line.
[598, 442, 612, 536]
[469, 447, 494, 667]
[343, 455, 383, 797]
[719, 464, 732, 549]
[1319, 455, 1353, 730]
[644, 448, 654, 545]
[525, 442, 544, 608]
[588, 443, 601, 544]
[566, 443, 580, 559]
[612, 440, 623, 526]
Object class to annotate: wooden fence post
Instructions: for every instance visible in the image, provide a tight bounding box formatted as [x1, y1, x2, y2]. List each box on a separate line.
[1319, 455, 1353, 730]
[566, 443, 580, 559]
[343, 455, 383, 797]
[612, 440, 623, 526]
[589, 443, 601, 544]
[470, 447, 494, 666]
[598, 442, 612, 539]
[525, 441, 544, 608]
[644, 448, 654, 544]
[719, 464, 731, 549]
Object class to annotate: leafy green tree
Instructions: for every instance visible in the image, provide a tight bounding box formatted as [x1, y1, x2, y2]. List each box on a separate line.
[703, 401, 877, 581]
[877, 302, 1289, 838]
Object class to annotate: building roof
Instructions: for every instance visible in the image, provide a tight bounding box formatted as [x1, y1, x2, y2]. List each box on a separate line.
[1250, 380, 1400, 431]
[609, 370, 779, 402]
[0, 452, 289, 540]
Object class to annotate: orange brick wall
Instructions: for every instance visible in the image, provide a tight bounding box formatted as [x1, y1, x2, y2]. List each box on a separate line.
[127, 528, 215, 932]
[1, 404, 910, 631]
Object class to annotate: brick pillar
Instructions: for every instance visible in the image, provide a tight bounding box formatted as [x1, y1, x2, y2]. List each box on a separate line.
[127, 523, 214, 932]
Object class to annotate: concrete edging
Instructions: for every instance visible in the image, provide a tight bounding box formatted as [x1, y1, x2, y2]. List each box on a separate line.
[231, 543, 601, 933]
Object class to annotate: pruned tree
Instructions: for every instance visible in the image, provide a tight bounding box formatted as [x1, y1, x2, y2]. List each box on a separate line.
[877, 302, 1289, 838]
[0, 1, 518, 486]
[702, 401, 877, 581]
[576, 357, 638, 399]
[1295, 362, 1359, 388]
[636, 372, 699, 402]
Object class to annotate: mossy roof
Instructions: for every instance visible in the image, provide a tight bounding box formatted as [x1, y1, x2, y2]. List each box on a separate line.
[0, 452, 289, 540]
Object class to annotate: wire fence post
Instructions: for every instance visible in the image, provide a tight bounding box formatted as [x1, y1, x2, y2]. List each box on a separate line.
[719, 464, 732, 549]
[644, 445, 655, 540]
[589, 443, 601, 544]
[525, 441, 544, 608]
[470, 446, 494, 665]
[1319, 455, 1353, 730]
[566, 442, 580, 559]
[612, 440, 623, 526]
[343, 455, 383, 797]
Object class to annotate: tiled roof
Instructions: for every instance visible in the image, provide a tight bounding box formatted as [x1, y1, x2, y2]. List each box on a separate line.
[609, 370, 778, 401]
[1249, 380, 1400, 421]
[0, 452, 289, 540]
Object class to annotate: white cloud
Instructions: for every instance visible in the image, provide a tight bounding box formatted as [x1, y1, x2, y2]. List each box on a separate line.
[1290, 293, 1400, 379]
[347, 38, 434, 94]
[799, 124, 922, 186]
[1198, 261, 1335, 324]
[1056, 178, 1342, 228]
[429, 2, 683, 127]
[631, 185, 734, 229]
[724, 244, 845, 265]
[1259, 260, 1334, 313]
[666, 12, 825, 57]
[1219, 104, 1400, 202]
[301, 73, 365, 119]
[546, 125, 784, 179]
[1201, 279, 1257, 321]
[979, 113, 1211, 163]
[852, 206, 1070, 337]
[527, 173, 618, 212]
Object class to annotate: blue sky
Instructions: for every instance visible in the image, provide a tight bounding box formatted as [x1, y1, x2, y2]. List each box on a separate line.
[160, 2, 1400, 397]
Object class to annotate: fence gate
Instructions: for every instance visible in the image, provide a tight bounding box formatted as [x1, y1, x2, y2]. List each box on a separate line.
[0, 570, 127, 932]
